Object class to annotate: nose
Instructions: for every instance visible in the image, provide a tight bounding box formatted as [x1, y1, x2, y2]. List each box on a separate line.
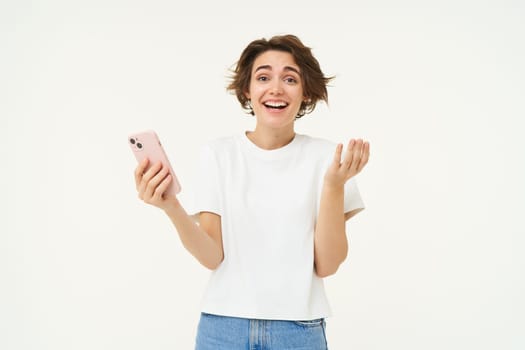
[270, 80, 283, 95]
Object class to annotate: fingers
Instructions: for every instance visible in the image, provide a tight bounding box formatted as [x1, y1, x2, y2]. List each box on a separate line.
[143, 162, 169, 200]
[151, 174, 172, 201]
[134, 158, 149, 190]
[343, 138, 370, 173]
[332, 143, 343, 164]
[341, 139, 356, 168]
[137, 161, 170, 202]
[349, 139, 363, 171]
[357, 142, 370, 172]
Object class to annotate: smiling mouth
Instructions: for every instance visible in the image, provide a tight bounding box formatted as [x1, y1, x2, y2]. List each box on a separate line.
[263, 101, 289, 110]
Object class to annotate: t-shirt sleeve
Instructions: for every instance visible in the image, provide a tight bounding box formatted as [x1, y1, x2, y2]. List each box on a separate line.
[191, 144, 222, 217]
[344, 177, 365, 218]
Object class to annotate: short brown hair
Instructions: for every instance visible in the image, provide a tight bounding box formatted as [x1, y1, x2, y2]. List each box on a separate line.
[227, 34, 333, 118]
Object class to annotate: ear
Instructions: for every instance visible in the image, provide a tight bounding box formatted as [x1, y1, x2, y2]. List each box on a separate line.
[244, 90, 251, 99]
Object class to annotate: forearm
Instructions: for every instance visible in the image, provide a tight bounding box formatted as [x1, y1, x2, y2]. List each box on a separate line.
[163, 201, 223, 270]
[314, 183, 348, 277]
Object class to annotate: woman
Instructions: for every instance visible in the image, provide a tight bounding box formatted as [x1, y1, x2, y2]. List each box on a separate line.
[134, 34, 370, 349]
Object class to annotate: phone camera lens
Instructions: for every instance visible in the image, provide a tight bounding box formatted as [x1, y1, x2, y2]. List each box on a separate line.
[130, 138, 136, 144]
[137, 143, 143, 149]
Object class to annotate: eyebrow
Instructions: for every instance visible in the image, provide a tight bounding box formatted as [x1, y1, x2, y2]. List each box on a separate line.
[254, 65, 301, 75]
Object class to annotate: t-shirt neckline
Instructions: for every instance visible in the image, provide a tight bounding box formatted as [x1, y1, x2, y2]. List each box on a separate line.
[241, 131, 303, 160]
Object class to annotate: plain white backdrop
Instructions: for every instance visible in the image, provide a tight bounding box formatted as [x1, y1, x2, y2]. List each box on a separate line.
[2, 0, 524, 349]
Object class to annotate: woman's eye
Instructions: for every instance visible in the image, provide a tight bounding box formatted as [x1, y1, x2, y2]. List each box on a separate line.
[285, 77, 297, 84]
[257, 76, 268, 81]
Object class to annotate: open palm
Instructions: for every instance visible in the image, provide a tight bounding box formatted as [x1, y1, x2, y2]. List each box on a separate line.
[324, 139, 370, 187]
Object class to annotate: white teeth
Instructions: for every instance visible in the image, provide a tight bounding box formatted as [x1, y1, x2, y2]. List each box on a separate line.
[264, 101, 288, 107]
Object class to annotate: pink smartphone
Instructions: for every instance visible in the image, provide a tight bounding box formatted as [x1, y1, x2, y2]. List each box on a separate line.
[128, 130, 181, 196]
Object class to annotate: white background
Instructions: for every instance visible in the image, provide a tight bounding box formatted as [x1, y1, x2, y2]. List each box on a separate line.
[2, 0, 524, 349]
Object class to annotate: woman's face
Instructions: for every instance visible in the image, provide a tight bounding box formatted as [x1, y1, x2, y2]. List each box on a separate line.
[245, 50, 305, 131]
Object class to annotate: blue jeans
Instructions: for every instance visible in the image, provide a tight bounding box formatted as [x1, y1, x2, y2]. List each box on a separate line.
[195, 312, 328, 350]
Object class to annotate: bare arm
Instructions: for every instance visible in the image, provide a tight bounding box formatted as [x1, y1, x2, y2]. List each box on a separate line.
[134, 158, 223, 270]
[314, 184, 347, 277]
[163, 205, 223, 269]
[314, 139, 369, 277]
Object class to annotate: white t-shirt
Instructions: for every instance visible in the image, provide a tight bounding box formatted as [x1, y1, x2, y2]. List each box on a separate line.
[191, 132, 364, 320]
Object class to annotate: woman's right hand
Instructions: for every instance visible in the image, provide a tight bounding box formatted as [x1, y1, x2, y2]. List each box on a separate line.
[134, 158, 179, 211]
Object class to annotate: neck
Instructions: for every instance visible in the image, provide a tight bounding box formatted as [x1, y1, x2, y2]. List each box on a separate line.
[246, 126, 296, 150]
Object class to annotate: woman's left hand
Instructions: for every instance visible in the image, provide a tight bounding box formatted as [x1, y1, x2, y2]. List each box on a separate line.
[324, 139, 370, 188]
